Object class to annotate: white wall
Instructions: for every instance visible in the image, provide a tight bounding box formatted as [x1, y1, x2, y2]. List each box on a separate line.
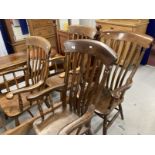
[79, 19, 96, 28]
[71, 19, 80, 25]
[0, 31, 8, 57]
[58, 19, 96, 30]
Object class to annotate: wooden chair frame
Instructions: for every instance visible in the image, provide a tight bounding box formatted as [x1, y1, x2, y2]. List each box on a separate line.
[0, 36, 51, 133]
[95, 31, 153, 134]
[28, 39, 117, 135]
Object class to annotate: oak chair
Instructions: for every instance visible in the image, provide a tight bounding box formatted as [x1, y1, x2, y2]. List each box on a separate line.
[27, 39, 117, 135]
[0, 36, 51, 131]
[47, 25, 97, 93]
[95, 31, 153, 134]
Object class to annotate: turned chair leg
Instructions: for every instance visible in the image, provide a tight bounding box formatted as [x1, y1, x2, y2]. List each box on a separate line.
[0, 115, 7, 131]
[119, 104, 124, 120]
[4, 114, 9, 120]
[85, 122, 92, 135]
[103, 115, 108, 135]
[15, 117, 20, 126]
[86, 128, 93, 135]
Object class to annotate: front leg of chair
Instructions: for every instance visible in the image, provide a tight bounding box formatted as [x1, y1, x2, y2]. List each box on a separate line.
[103, 115, 108, 135]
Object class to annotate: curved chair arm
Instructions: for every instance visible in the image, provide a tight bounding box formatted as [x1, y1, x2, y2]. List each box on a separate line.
[58, 104, 95, 135]
[6, 80, 44, 99]
[111, 80, 133, 99]
[49, 55, 65, 63]
[27, 83, 65, 102]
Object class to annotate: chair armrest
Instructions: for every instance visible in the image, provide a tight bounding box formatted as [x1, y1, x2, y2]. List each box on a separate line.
[58, 104, 95, 135]
[111, 80, 133, 99]
[6, 80, 44, 99]
[49, 55, 65, 62]
[27, 83, 65, 102]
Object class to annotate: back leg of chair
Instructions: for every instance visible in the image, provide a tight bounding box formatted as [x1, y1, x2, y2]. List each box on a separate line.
[15, 116, 20, 126]
[119, 104, 124, 120]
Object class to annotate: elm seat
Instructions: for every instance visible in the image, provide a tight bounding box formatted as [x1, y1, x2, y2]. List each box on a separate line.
[33, 105, 79, 135]
[46, 73, 77, 90]
[0, 92, 37, 117]
[46, 74, 64, 88]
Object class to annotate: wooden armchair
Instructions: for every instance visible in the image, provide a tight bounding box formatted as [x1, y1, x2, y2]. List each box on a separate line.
[27, 39, 117, 135]
[95, 31, 153, 134]
[48, 25, 96, 77]
[0, 36, 51, 131]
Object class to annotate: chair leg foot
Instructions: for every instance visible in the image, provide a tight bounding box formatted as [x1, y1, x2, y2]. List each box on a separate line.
[4, 114, 8, 120]
[103, 115, 107, 135]
[15, 117, 20, 126]
[119, 104, 124, 120]
[86, 129, 93, 135]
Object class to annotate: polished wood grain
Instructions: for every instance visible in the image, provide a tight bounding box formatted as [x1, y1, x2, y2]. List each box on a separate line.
[47, 25, 97, 88]
[28, 20, 58, 53]
[0, 52, 26, 72]
[0, 36, 51, 132]
[96, 19, 149, 33]
[57, 25, 97, 55]
[4, 19, 58, 53]
[30, 39, 116, 135]
[0, 52, 27, 91]
[95, 31, 153, 134]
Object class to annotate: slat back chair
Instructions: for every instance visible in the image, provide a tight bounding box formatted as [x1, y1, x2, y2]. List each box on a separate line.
[28, 39, 117, 135]
[0, 65, 27, 95]
[0, 36, 51, 131]
[63, 40, 117, 115]
[67, 25, 97, 71]
[26, 36, 51, 85]
[47, 25, 97, 96]
[68, 25, 96, 39]
[100, 31, 153, 92]
[48, 25, 96, 76]
[95, 31, 153, 134]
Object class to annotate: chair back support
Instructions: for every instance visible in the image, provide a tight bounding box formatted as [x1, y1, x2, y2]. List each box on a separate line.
[0, 66, 27, 94]
[26, 36, 51, 85]
[63, 39, 117, 115]
[68, 25, 96, 39]
[100, 31, 153, 90]
[50, 25, 96, 76]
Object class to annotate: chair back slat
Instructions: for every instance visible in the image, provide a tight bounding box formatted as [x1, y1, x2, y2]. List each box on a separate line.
[100, 31, 153, 91]
[64, 39, 117, 115]
[26, 36, 51, 85]
[68, 25, 96, 39]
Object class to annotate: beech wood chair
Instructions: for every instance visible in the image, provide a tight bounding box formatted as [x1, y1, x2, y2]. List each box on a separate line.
[95, 31, 153, 134]
[27, 39, 117, 135]
[46, 25, 97, 103]
[0, 36, 51, 132]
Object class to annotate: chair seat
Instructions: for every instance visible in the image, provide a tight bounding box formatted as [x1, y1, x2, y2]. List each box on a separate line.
[46, 74, 75, 89]
[33, 106, 80, 135]
[0, 92, 34, 117]
[95, 88, 123, 115]
[46, 74, 64, 88]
